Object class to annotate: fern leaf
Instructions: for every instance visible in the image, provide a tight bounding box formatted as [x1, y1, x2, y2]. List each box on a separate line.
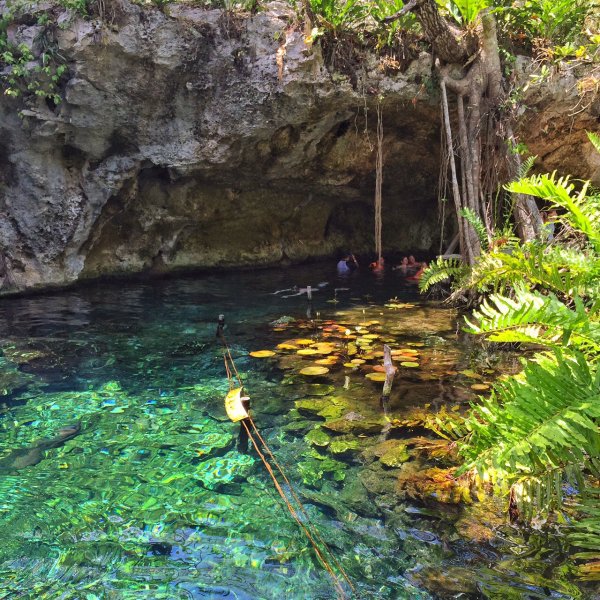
[419, 256, 468, 292]
[465, 287, 600, 354]
[458, 350, 600, 497]
[506, 173, 600, 252]
[460, 207, 489, 251]
[588, 131, 600, 155]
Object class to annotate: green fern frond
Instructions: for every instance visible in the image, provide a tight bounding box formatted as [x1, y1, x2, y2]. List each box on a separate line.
[506, 172, 600, 252]
[466, 243, 600, 300]
[588, 131, 600, 155]
[568, 485, 600, 581]
[460, 207, 489, 251]
[458, 350, 600, 491]
[419, 256, 468, 293]
[465, 287, 600, 353]
[518, 155, 537, 179]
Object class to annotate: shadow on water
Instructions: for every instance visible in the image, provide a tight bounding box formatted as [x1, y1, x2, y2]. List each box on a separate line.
[0, 263, 591, 599]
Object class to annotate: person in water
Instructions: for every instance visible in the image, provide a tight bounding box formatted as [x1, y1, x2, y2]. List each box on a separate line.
[393, 256, 409, 274]
[406, 261, 427, 282]
[337, 253, 359, 274]
[369, 257, 385, 272]
[407, 255, 421, 272]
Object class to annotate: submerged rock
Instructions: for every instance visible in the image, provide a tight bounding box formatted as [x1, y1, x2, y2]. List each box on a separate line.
[379, 443, 410, 468]
[396, 466, 474, 505]
[322, 415, 384, 435]
[304, 428, 331, 447]
[194, 451, 256, 491]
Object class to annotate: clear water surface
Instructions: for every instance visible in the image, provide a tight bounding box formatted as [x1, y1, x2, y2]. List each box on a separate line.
[0, 263, 591, 599]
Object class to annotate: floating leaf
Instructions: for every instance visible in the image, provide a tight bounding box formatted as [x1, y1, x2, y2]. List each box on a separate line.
[470, 383, 490, 391]
[365, 372, 387, 382]
[277, 343, 298, 350]
[350, 358, 365, 365]
[294, 339, 314, 346]
[459, 369, 483, 380]
[400, 362, 420, 368]
[297, 348, 319, 356]
[249, 350, 276, 358]
[315, 358, 336, 365]
[300, 366, 330, 376]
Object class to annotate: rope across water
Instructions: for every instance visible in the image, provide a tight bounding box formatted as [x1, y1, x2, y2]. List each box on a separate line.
[219, 330, 355, 598]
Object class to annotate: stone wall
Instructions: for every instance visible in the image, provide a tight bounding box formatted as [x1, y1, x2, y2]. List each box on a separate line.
[0, 1, 597, 294]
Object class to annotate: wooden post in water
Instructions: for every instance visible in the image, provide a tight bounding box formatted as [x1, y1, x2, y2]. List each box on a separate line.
[380, 344, 396, 416]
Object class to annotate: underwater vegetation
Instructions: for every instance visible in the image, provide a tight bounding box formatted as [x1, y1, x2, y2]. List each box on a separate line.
[0, 270, 595, 599]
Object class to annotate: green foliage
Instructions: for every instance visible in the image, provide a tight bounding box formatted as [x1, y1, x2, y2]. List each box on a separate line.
[57, 0, 89, 12]
[419, 256, 468, 293]
[431, 132, 600, 527]
[465, 285, 600, 352]
[439, 0, 490, 25]
[460, 207, 489, 251]
[0, 4, 69, 105]
[467, 243, 600, 300]
[369, 0, 418, 48]
[588, 131, 600, 155]
[506, 172, 600, 252]
[568, 486, 600, 581]
[308, 0, 370, 33]
[457, 350, 600, 512]
[493, 0, 589, 46]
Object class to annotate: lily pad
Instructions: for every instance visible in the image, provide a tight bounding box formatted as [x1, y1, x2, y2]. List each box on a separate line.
[297, 349, 319, 356]
[400, 362, 420, 368]
[299, 366, 329, 376]
[365, 372, 387, 382]
[470, 383, 490, 391]
[249, 350, 276, 358]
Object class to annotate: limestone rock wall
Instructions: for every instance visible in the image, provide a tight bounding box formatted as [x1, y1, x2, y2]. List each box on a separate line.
[0, 1, 597, 294]
[0, 1, 440, 293]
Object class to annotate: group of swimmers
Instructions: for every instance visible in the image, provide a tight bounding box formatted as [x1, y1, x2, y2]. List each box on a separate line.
[337, 253, 427, 281]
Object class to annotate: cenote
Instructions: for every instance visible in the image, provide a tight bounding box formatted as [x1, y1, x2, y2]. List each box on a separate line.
[0, 263, 589, 600]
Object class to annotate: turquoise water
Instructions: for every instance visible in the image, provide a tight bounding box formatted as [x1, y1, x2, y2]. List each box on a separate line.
[0, 264, 591, 599]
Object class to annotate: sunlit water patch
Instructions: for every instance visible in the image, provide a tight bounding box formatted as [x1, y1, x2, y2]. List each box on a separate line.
[0, 264, 591, 599]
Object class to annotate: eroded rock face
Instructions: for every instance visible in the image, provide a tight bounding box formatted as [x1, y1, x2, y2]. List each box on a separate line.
[515, 57, 600, 185]
[0, 1, 440, 292]
[0, 1, 597, 294]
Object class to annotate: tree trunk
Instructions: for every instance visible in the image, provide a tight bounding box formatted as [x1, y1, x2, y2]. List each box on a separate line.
[385, 4, 542, 253]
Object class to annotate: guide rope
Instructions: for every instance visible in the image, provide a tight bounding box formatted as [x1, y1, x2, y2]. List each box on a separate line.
[217, 319, 355, 599]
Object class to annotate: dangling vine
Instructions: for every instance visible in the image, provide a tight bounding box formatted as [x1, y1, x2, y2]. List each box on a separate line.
[374, 101, 384, 261]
